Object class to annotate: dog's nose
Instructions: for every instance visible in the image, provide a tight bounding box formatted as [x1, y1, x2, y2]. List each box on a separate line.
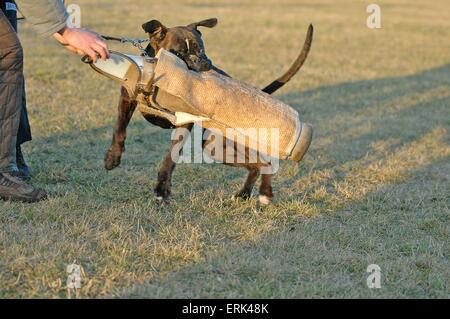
[197, 54, 212, 71]
[189, 54, 212, 71]
[200, 58, 212, 70]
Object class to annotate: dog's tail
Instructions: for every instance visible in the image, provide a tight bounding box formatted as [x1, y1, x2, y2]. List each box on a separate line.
[262, 24, 314, 95]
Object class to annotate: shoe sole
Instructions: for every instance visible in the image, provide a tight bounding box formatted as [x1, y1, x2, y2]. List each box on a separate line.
[0, 192, 47, 203]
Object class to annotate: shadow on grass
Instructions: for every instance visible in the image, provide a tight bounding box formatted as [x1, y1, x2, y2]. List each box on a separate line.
[7, 64, 449, 298]
[277, 64, 450, 189]
[121, 157, 450, 298]
[116, 64, 449, 297]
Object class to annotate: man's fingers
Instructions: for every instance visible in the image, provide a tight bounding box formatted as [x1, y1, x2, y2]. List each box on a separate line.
[91, 42, 109, 60]
[64, 45, 78, 54]
[95, 39, 110, 58]
[95, 38, 109, 50]
[84, 47, 98, 63]
[65, 45, 85, 56]
[54, 27, 110, 61]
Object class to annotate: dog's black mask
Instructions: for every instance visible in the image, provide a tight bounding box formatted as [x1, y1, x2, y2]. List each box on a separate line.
[142, 18, 217, 72]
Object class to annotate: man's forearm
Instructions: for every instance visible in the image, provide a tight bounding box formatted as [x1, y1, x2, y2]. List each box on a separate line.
[14, 1, 109, 62]
[14, 0, 68, 37]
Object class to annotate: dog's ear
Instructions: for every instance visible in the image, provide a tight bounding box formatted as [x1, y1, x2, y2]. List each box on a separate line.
[142, 20, 167, 40]
[188, 18, 218, 30]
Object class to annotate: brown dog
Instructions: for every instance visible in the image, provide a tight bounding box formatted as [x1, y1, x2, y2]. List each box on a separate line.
[104, 18, 313, 204]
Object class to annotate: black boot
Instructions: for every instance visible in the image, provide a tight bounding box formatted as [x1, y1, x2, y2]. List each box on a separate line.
[0, 172, 47, 203]
[16, 146, 31, 181]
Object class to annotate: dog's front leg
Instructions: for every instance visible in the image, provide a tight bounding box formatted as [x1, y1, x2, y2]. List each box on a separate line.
[155, 123, 193, 201]
[104, 87, 137, 170]
[234, 167, 260, 200]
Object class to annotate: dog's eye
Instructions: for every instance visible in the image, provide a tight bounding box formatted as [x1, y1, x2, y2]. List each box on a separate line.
[170, 49, 184, 58]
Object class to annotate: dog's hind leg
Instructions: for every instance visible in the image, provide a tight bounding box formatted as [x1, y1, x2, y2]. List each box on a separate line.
[155, 123, 193, 201]
[259, 171, 274, 205]
[105, 88, 137, 170]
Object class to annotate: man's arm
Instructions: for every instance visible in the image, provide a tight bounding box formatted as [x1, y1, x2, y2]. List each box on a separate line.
[14, 0, 68, 37]
[15, 0, 109, 61]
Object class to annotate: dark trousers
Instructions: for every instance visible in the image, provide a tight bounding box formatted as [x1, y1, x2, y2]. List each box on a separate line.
[1, 1, 32, 147]
[0, 9, 22, 172]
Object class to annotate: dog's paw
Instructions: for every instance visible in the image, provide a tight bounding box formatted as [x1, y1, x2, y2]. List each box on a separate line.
[104, 149, 122, 170]
[154, 185, 171, 202]
[232, 190, 252, 201]
[258, 195, 272, 206]
[155, 195, 170, 205]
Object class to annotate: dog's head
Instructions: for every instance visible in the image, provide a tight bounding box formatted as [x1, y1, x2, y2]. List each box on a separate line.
[142, 18, 217, 72]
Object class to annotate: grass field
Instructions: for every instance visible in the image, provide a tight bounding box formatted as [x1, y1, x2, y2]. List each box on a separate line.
[0, 0, 449, 298]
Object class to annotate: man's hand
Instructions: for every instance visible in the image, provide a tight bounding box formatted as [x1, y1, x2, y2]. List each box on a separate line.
[53, 27, 109, 62]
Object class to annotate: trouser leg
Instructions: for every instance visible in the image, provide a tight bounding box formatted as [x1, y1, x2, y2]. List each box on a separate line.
[2, 3, 32, 146]
[17, 82, 32, 145]
[0, 10, 23, 173]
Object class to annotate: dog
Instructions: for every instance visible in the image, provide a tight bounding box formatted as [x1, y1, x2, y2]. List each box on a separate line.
[104, 18, 313, 205]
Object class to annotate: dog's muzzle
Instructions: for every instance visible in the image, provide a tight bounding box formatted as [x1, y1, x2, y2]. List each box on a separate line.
[188, 54, 212, 72]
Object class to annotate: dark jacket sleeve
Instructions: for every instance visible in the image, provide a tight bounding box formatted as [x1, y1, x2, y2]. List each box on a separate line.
[15, 0, 68, 37]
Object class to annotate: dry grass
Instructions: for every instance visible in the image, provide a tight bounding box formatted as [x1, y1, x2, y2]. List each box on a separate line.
[0, 0, 449, 298]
